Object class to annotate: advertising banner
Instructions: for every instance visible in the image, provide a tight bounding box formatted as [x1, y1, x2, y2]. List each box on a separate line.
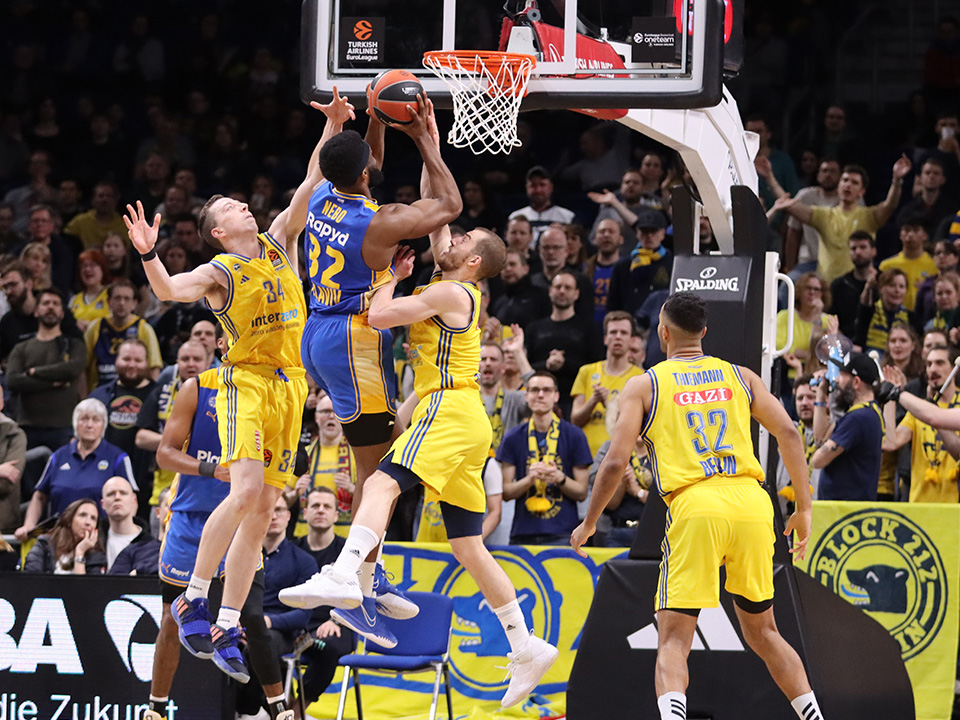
[794, 502, 960, 720]
[311, 543, 625, 719]
[0, 575, 228, 720]
[2, 546, 624, 720]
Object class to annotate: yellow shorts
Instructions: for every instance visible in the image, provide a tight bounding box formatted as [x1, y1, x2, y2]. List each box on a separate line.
[217, 364, 308, 489]
[389, 388, 490, 513]
[655, 478, 775, 611]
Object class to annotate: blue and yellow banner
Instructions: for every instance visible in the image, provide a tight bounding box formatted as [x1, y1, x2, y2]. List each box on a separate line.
[310, 543, 626, 719]
[795, 502, 960, 720]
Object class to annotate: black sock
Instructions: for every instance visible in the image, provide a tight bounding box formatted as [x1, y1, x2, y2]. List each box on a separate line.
[148, 699, 168, 717]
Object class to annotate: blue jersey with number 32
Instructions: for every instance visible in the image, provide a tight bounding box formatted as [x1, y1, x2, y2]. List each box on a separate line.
[640, 355, 764, 497]
[305, 180, 395, 315]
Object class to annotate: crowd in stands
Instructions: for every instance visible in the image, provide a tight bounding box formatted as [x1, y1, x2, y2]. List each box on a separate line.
[0, 0, 958, 712]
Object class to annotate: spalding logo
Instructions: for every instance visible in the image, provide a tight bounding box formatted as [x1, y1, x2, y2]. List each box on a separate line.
[807, 509, 946, 660]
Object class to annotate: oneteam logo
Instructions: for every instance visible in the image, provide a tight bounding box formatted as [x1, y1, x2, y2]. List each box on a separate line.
[104, 594, 163, 682]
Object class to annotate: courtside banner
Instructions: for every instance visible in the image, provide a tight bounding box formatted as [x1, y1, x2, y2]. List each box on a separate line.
[0, 575, 229, 720]
[312, 543, 624, 720]
[794, 502, 960, 720]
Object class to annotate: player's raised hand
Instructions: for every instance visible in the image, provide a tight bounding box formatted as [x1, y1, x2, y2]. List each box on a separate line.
[391, 245, 416, 280]
[424, 97, 441, 150]
[124, 200, 160, 256]
[570, 520, 595, 558]
[396, 92, 433, 139]
[310, 86, 355, 124]
[784, 508, 811, 561]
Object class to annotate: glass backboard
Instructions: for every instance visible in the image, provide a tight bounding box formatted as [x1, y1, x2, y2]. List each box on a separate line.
[301, 0, 741, 112]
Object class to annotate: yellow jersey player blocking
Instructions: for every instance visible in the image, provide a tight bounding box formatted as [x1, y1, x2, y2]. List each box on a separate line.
[298, 93, 461, 622]
[571, 293, 825, 720]
[283, 229, 559, 708]
[124, 92, 356, 684]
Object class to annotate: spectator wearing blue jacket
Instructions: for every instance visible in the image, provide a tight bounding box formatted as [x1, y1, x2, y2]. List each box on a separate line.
[15, 398, 136, 542]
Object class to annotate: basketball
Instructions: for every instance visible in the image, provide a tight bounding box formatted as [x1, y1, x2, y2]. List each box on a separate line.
[368, 69, 423, 125]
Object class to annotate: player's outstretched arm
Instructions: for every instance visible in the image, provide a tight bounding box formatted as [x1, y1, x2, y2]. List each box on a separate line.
[368, 95, 462, 246]
[571, 374, 650, 557]
[898, 391, 960, 430]
[419, 107, 453, 265]
[156, 377, 229, 482]
[743, 367, 811, 559]
[125, 201, 226, 304]
[365, 84, 386, 170]
[368, 248, 471, 330]
[271, 88, 356, 262]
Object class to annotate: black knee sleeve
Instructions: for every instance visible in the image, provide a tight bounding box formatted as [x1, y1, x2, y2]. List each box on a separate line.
[241, 582, 283, 687]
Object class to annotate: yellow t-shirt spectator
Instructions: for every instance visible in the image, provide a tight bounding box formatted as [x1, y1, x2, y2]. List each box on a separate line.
[877, 251, 938, 311]
[901, 407, 960, 503]
[776, 309, 830, 379]
[291, 438, 356, 538]
[570, 360, 644, 456]
[64, 210, 129, 249]
[808, 205, 880, 283]
[69, 288, 110, 326]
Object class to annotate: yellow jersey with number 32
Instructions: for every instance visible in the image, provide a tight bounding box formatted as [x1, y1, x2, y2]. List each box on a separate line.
[207, 233, 305, 368]
[641, 355, 764, 499]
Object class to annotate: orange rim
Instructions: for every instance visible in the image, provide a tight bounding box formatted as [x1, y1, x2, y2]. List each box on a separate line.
[424, 50, 536, 97]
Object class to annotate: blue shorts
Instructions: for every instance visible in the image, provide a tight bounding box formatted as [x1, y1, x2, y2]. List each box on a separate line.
[302, 310, 397, 423]
[159, 511, 264, 586]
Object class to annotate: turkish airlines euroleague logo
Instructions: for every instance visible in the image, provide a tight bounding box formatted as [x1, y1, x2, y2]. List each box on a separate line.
[353, 20, 373, 40]
[673, 387, 732, 405]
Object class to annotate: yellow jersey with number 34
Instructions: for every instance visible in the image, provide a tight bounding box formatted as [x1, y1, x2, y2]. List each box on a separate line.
[207, 233, 305, 368]
[641, 355, 764, 499]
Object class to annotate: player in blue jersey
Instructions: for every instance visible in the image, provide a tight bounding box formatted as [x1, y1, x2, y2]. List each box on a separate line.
[145, 364, 294, 720]
[300, 94, 462, 616]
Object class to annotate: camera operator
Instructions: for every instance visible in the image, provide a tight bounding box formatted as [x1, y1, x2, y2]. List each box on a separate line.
[811, 354, 883, 500]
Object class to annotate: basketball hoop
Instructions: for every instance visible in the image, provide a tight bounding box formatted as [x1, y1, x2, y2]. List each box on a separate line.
[423, 51, 536, 155]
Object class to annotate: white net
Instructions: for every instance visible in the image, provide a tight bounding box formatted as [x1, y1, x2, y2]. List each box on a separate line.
[423, 51, 536, 155]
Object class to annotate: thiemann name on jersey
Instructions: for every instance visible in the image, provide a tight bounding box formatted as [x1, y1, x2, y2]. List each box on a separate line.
[672, 369, 725, 386]
[674, 277, 740, 292]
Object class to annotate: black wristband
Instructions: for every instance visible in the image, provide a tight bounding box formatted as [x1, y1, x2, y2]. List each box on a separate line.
[140, 248, 158, 262]
[198, 461, 217, 477]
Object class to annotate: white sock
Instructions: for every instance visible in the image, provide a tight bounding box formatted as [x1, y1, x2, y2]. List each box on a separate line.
[333, 524, 380, 578]
[184, 575, 211, 602]
[265, 694, 285, 705]
[658, 692, 686, 720]
[790, 692, 823, 720]
[215, 605, 241, 629]
[359, 561, 376, 597]
[493, 599, 530, 654]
